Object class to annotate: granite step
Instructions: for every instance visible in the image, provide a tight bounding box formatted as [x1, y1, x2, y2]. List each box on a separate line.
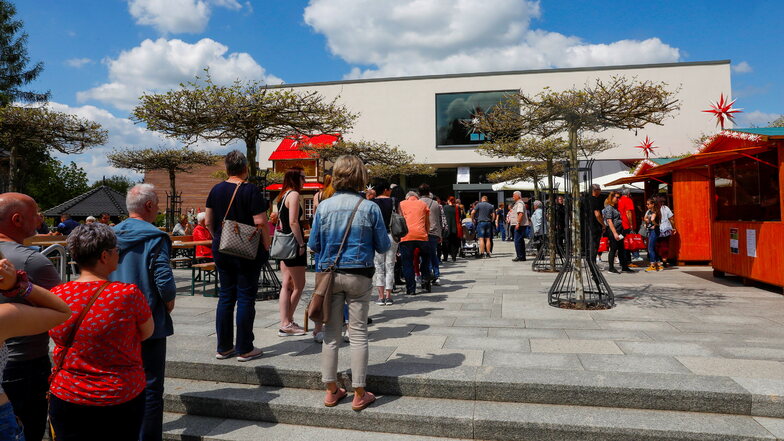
[165, 359, 783, 417]
[163, 378, 784, 441]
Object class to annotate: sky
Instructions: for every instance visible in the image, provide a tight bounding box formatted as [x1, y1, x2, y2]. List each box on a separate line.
[14, 0, 784, 182]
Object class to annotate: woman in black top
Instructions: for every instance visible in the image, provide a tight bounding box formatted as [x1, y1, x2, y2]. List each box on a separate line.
[371, 181, 396, 305]
[205, 150, 270, 361]
[275, 169, 308, 337]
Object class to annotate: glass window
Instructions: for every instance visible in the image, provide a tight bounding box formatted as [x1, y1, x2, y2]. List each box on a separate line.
[435, 91, 514, 147]
[713, 150, 780, 221]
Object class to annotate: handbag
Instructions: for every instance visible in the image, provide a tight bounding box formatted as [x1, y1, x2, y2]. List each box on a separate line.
[638, 223, 649, 238]
[623, 233, 646, 251]
[219, 182, 261, 260]
[598, 236, 609, 253]
[307, 197, 365, 325]
[269, 191, 299, 260]
[49, 281, 111, 388]
[390, 210, 408, 241]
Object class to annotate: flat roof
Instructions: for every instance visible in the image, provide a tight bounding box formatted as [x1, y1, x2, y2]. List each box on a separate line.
[731, 127, 784, 138]
[269, 60, 731, 89]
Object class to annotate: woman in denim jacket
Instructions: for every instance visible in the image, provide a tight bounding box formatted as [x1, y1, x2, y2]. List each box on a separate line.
[307, 156, 390, 411]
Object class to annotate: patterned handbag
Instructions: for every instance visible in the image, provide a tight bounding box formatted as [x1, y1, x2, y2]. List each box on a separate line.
[218, 182, 260, 260]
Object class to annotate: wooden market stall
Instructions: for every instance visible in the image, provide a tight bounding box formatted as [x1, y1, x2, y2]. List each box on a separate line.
[611, 128, 784, 290]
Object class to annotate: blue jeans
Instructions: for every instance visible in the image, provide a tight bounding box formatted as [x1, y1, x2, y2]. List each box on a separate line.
[214, 253, 263, 354]
[1, 356, 49, 441]
[647, 228, 659, 263]
[427, 234, 441, 279]
[513, 227, 526, 260]
[498, 221, 506, 241]
[140, 337, 166, 441]
[476, 222, 492, 238]
[0, 402, 24, 441]
[399, 240, 431, 293]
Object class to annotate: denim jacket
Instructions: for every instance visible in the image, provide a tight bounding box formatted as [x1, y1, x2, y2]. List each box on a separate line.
[308, 191, 390, 271]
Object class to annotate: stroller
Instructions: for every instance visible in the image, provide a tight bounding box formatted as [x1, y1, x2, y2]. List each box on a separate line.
[460, 219, 480, 258]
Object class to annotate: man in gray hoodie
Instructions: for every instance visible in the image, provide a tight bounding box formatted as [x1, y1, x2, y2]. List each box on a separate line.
[111, 184, 176, 441]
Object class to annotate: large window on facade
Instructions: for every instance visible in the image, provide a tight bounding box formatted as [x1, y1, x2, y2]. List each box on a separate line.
[435, 91, 514, 147]
[714, 150, 780, 221]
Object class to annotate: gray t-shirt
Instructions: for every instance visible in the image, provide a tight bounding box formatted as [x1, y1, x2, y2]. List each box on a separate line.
[420, 197, 444, 237]
[473, 201, 495, 222]
[0, 241, 63, 362]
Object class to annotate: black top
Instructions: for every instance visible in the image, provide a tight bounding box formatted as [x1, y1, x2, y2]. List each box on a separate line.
[277, 191, 304, 234]
[582, 194, 605, 232]
[206, 181, 268, 241]
[371, 197, 394, 233]
[555, 203, 567, 231]
[443, 204, 458, 234]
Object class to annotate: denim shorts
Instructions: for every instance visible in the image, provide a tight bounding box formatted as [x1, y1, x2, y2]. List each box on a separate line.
[0, 402, 24, 441]
[476, 222, 493, 238]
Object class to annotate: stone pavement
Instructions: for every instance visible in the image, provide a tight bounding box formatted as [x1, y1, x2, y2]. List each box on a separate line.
[163, 240, 784, 440]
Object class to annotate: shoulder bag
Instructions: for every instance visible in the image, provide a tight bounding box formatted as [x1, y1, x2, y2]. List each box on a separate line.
[269, 191, 299, 260]
[307, 197, 364, 325]
[219, 182, 261, 260]
[389, 206, 408, 242]
[49, 281, 111, 388]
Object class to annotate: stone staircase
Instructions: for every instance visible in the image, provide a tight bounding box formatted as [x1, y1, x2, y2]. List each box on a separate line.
[161, 358, 784, 440]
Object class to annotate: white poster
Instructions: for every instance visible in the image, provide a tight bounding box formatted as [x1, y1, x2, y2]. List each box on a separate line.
[746, 229, 757, 258]
[457, 166, 470, 184]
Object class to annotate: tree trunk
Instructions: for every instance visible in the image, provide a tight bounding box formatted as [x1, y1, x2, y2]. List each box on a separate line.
[568, 127, 586, 307]
[546, 160, 556, 271]
[245, 136, 258, 179]
[8, 145, 16, 191]
[168, 169, 177, 230]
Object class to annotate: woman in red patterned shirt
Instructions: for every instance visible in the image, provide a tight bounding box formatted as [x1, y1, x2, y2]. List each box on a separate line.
[48, 223, 154, 441]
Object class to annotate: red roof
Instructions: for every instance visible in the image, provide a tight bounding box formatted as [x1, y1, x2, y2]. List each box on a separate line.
[266, 183, 324, 191]
[268, 134, 340, 161]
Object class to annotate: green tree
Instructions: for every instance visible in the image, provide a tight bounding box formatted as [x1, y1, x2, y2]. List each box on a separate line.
[108, 146, 220, 227]
[133, 73, 357, 178]
[89, 174, 138, 195]
[26, 158, 89, 210]
[0, 0, 49, 105]
[504, 77, 679, 305]
[301, 139, 435, 181]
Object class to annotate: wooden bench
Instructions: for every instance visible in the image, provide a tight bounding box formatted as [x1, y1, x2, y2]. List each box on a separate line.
[190, 262, 218, 297]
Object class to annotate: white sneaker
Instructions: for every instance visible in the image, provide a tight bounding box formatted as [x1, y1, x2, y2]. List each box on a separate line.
[415, 275, 422, 284]
[632, 256, 644, 262]
[313, 331, 324, 344]
[375, 298, 386, 306]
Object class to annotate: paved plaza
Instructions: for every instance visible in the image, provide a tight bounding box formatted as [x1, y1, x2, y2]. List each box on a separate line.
[163, 241, 784, 440]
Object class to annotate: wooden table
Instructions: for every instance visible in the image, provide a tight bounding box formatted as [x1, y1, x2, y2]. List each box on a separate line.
[171, 240, 212, 268]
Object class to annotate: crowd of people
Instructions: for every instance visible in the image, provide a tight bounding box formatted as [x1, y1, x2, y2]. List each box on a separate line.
[0, 149, 679, 440]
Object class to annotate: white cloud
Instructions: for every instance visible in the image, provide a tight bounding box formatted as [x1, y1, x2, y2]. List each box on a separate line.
[65, 58, 92, 68]
[77, 38, 282, 111]
[304, 0, 681, 79]
[734, 110, 780, 128]
[45, 102, 231, 182]
[128, 0, 246, 34]
[732, 61, 753, 74]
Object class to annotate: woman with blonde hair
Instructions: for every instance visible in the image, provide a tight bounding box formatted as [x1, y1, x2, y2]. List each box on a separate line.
[275, 168, 308, 337]
[308, 155, 390, 411]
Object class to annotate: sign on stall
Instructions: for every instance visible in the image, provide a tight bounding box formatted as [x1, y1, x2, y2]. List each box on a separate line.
[746, 229, 757, 258]
[729, 228, 739, 254]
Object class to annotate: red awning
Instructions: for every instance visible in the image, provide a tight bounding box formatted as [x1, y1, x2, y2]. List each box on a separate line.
[268, 134, 340, 161]
[605, 146, 773, 186]
[265, 183, 324, 191]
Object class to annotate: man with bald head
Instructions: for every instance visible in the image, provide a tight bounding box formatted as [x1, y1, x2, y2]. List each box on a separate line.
[0, 192, 63, 441]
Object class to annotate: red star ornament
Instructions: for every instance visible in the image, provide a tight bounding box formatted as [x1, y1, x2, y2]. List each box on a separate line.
[702, 93, 742, 130]
[635, 136, 657, 159]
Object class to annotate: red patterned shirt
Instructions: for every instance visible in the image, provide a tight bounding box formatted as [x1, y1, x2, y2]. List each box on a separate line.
[49, 281, 151, 406]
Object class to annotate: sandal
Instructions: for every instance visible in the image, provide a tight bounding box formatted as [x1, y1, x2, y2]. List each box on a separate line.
[215, 349, 236, 360]
[237, 347, 264, 362]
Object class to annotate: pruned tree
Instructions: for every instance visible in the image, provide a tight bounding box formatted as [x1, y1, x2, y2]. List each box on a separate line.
[0, 105, 107, 190]
[108, 146, 220, 227]
[0, 0, 49, 105]
[493, 77, 679, 305]
[89, 175, 139, 195]
[301, 140, 435, 181]
[133, 73, 358, 178]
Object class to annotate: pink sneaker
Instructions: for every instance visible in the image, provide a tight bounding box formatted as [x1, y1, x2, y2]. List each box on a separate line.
[324, 387, 347, 407]
[352, 390, 376, 411]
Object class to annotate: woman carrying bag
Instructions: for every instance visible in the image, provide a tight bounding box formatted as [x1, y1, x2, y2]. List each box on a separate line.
[307, 156, 390, 411]
[47, 223, 154, 441]
[205, 150, 270, 362]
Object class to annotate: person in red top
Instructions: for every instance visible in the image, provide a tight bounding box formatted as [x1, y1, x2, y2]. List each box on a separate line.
[48, 223, 154, 441]
[617, 188, 641, 263]
[398, 191, 432, 295]
[192, 212, 213, 260]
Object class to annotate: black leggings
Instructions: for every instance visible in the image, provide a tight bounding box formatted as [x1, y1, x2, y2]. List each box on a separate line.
[608, 235, 630, 270]
[49, 392, 145, 441]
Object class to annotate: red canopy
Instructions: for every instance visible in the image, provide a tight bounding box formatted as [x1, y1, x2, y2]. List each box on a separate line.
[265, 183, 324, 191]
[268, 134, 340, 161]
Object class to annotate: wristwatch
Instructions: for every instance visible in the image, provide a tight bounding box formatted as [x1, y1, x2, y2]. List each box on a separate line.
[1, 270, 32, 299]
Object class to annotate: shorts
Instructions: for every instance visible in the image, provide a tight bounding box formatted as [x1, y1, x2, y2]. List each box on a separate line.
[476, 222, 493, 238]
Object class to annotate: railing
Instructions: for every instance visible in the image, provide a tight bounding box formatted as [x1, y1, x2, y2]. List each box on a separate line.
[42, 244, 68, 281]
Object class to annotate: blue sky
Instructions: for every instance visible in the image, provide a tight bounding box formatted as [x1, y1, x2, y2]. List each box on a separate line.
[14, 0, 784, 181]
